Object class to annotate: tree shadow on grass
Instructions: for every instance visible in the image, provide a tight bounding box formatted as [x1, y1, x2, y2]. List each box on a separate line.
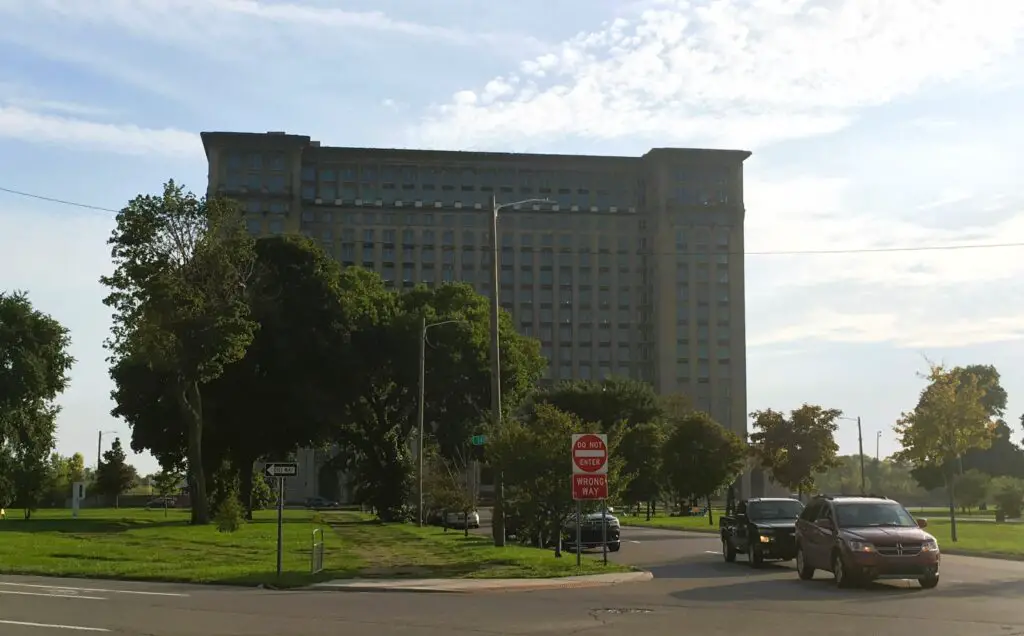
[0, 518, 189, 534]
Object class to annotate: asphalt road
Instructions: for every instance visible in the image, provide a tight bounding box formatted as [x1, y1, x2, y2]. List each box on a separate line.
[2, 526, 1023, 635]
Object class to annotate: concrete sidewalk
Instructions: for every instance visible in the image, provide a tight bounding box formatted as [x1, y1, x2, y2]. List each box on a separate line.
[311, 571, 653, 594]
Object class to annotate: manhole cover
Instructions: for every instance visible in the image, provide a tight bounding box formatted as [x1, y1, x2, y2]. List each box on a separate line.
[596, 608, 653, 615]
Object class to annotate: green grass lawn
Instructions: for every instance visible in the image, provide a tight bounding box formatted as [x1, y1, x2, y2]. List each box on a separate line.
[0, 508, 628, 587]
[621, 509, 1024, 558]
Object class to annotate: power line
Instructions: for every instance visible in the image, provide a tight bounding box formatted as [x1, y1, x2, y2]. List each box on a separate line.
[2, 184, 1022, 257]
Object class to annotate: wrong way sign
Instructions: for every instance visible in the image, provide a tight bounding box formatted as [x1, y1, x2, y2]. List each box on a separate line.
[571, 433, 608, 474]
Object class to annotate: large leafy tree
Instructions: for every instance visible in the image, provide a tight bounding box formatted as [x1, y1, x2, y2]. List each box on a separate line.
[102, 180, 257, 524]
[95, 437, 137, 507]
[894, 362, 994, 541]
[661, 411, 747, 525]
[490, 403, 626, 548]
[618, 421, 667, 517]
[749, 404, 842, 498]
[537, 377, 663, 433]
[0, 291, 73, 513]
[206, 235, 350, 518]
[112, 235, 353, 519]
[330, 278, 545, 521]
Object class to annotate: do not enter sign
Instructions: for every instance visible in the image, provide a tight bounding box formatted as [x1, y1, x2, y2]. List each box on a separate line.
[571, 433, 608, 475]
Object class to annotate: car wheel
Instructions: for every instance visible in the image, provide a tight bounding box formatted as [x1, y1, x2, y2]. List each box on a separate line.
[608, 543, 621, 553]
[723, 539, 737, 562]
[796, 545, 814, 580]
[832, 552, 857, 588]
[747, 543, 764, 568]
[919, 574, 939, 589]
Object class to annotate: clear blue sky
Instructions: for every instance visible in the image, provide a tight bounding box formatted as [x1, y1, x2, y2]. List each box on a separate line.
[1, 0, 1022, 474]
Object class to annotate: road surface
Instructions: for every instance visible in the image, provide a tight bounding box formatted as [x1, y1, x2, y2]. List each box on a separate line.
[2, 525, 1022, 635]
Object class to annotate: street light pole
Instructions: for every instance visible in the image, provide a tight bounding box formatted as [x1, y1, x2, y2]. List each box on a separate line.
[417, 318, 468, 528]
[97, 430, 118, 470]
[876, 431, 881, 462]
[488, 195, 554, 548]
[839, 416, 866, 494]
[417, 316, 427, 528]
[857, 416, 865, 495]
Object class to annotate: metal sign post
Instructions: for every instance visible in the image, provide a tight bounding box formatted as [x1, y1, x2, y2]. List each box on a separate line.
[575, 500, 582, 568]
[264, 462, 298, 578]
[602, 500, 608, 565]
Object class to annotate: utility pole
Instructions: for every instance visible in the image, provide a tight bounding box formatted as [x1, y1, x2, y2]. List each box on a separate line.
[857, 416, 866, 495]
[489, 195, 506, 547]
[876, 431, 881, 462]
[97, 429, 117, 470]
[417, 315, 427, 528]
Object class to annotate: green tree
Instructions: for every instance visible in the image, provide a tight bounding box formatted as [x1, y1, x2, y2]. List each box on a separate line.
[44, 452, 87, 507]
[661, 411, 747, 525]
[537, 377, 663, 433]
[955, 469, 990, 512]
[102, 180, 257, 525]
[204, 235, 351, 518]
[95, 438, 137, 507]
[990, 477, 1024, 518]
[618, 421, 667, 518]
[749, 404, 842, 498]
[152, 467, 183, 516]
[490, 404, 625, 548]
[423, 451, 474, 536]
[894, 362, 994, 542]
[330, 277, 545, 521]
[0, 291, 73, 513]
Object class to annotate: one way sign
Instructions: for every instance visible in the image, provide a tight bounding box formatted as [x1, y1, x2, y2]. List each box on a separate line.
[263, 462, 298, 478]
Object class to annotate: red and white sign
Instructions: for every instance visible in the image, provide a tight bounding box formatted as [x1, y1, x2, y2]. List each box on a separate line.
[572, 474, 608, 500]
[572, 433, 608, 474]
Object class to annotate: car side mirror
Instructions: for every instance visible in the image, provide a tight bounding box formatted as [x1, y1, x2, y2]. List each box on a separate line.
[815, 518, 833, 531]
[916, 518, 928, 529]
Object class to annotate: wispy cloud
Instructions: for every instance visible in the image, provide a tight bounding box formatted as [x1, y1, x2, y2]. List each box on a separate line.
[0, 106, 200, 158]
[410, 0, 1024, 150]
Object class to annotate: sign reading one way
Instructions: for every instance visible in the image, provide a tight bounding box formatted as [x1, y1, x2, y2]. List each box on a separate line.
[264, 462, 298, 478]
[571, 433, 609, 500]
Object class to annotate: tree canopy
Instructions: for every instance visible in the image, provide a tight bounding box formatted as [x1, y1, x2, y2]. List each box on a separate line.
[0, 291, 73, 514]
[749, 404, 841, 497]
[95, 437, 137, 505]
[537, 377, 663, 433]
[102, 181, 257, 524]
[661, 411, 746, 514]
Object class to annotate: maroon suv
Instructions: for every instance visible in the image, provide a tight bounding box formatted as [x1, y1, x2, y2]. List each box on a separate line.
[794, 495, 940, 588]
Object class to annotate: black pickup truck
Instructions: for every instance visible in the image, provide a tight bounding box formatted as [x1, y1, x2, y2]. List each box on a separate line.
[719, 497, 804, 567]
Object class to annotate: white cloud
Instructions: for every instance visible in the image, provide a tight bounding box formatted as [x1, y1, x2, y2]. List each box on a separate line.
[0, 0, 545, 57]
[749, 309, 1024, 349]
[0, 105, 200, 158]
[744, 176, 1024, 290]
[411, 0, 1024, 150]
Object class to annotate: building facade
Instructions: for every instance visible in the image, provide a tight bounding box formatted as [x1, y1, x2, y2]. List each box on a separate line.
[201, 131, 757, 497]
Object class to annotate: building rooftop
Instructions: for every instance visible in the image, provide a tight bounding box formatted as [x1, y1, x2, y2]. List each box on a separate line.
[199, 131, 752, 164]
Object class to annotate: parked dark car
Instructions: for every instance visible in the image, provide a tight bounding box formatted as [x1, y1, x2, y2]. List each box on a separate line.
[304, 496, 340, 510]
[720, 497, 804, 567]
[562, 511, 621, 552]
[794, 495, 940, 588]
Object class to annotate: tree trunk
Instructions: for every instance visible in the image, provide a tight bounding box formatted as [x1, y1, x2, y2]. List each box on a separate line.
[707, 495, 714, 526]
[178, 380, 210, 525]
[645, 501, 651, 521]
[946, 472, 958, 542]
[239, 459, 255, 521]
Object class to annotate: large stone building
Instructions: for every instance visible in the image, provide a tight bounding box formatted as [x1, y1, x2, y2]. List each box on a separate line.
[201, 131, 761, 500]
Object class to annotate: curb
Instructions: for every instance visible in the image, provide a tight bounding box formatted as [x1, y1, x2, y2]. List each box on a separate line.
[943, 549, 1024, 562]
[310, 571, 654, 594]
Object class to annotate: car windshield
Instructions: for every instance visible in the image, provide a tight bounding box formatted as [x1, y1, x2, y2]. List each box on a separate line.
[835, 502, 917, 528]
[747, 501, 804, 520]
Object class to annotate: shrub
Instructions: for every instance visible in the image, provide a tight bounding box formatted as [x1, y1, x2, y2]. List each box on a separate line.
[215, 493, 245, 533]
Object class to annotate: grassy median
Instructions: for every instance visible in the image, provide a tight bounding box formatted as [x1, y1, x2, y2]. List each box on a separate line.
[621, 509, 1024, 558]
[0, 508, 629, 587]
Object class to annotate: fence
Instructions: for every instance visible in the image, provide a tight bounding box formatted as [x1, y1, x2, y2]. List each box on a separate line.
[311, 528, 325, 575]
